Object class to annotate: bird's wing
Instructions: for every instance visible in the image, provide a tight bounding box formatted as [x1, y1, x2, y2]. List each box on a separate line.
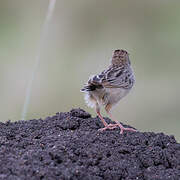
[81, 65, 134, 92]
[100, 66, 135, 89]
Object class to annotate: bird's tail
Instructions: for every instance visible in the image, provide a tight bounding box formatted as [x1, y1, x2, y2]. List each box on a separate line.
[81, 84, 103, 92]
[81, 75, 103, 92]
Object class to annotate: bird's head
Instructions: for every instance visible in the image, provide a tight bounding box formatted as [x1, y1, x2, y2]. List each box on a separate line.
[111, 49, 130, 66]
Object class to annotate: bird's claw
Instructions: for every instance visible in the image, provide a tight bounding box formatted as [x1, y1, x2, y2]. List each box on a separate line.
[98, 123, 137, 134]
[119, 127, 137, 134]
[98, 123, 119, 131]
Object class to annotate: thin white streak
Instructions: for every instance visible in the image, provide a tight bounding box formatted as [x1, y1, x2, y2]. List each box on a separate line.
[21, 0, 56, 120]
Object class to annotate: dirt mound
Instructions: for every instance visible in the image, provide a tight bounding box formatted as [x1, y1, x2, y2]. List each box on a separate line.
[0, 108, 179, 180]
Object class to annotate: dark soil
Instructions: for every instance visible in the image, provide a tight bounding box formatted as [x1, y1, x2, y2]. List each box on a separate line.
[0, 108, 179, 180]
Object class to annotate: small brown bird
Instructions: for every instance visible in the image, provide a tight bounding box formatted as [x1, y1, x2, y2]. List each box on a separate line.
[81, 49, 136, 134]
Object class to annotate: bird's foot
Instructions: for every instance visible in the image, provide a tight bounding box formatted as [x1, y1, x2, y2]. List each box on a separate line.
[98, 123, 119, 131]
[98, 123, 137, 134]
[119, 126, 137, 134]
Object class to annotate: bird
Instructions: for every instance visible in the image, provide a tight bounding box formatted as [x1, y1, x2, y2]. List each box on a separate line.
[81, 49, 137, 134]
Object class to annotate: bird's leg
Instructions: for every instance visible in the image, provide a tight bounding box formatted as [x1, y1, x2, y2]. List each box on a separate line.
[105, 104, 137, 134]
[96, 110, 108, 127]
[96, 104, 118, 131]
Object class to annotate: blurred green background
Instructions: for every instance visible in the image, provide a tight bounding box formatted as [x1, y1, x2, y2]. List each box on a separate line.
[0, 0, 179, 142]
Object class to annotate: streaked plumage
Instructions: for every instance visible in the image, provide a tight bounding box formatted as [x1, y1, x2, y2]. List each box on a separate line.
[81, 49, 136, 134]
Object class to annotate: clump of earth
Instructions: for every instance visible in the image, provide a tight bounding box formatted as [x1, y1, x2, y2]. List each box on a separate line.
[0, 108, 179, 179]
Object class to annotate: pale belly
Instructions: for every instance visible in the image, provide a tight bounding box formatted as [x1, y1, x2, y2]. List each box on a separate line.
[105, 88, 130, 106]
[85, 87, 131, 109]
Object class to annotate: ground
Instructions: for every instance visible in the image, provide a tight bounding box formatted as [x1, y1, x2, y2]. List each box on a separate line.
[0, 108, 179, 180]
